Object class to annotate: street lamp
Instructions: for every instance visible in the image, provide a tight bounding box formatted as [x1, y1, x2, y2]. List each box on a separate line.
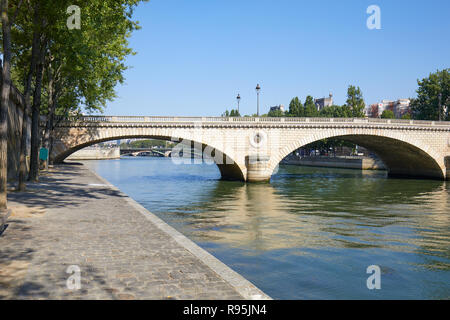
[236, 94, 241, 114]
[255, 84, 261, 116]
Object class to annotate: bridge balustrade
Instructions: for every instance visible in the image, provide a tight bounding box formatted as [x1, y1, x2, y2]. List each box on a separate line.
[50, 115, 450, 127]
[232, 117, 256, 122]
[259, 118, 283, 122]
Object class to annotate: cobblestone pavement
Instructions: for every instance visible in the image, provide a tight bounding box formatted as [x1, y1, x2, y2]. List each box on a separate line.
[0, 164, 255, 300]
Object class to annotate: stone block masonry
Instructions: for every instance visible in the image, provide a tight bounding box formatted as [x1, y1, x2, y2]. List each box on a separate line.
[5, 83, 31, 181]
[66, 147, 120, 160]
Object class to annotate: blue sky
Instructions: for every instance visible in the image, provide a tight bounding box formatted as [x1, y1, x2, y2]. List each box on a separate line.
[103, 0, 450, 116]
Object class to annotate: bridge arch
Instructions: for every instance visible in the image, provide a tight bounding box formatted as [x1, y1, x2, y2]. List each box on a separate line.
[52, 134, 246, 181]
[270, 132, 446, 180]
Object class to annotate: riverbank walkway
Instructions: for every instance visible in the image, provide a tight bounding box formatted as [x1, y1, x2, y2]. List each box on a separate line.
[0, 163, 269, 300]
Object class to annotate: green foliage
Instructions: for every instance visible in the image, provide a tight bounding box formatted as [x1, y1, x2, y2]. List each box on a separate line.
[288, 97, 304, 117]
[318, 105, 352, 118]
[230, 109, 241, 117]
[410, 69, 449, 121]
[381, 110, 395, 119]
[304, 95, 318, 117]
[286, 87, 365, 119]
[302, 138, 356, 156]
[401, 113, 411, 120]
[5, 0, 147, 116]
[222, 109, 241, 117]
[346, 85, 366, 117]
[281, 90, 360, 154]
[121, 139, 172, 149]
[267, 109, 284, 117]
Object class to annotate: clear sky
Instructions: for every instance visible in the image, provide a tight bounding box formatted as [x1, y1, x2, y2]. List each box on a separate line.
[103, 0, 450, 116]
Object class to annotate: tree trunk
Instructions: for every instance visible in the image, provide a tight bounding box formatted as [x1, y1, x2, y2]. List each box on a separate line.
[43, 61, 55, 154]
[18, 9, 40, 191]
[0, 0, 12, 210]
[28, 44, 45, 182]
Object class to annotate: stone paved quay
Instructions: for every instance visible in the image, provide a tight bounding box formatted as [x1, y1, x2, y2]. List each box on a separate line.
[0, 163, 269, 300]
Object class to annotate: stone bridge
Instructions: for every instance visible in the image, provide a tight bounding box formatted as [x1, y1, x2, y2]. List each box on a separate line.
[120, 148, 172, 157]
[50, 116, 450, 182]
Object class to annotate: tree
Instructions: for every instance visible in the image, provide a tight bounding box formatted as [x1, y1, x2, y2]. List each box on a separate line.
[229, 109, 241, 117]
[28, 38, 45, 182]
[121, 139, 171, 149]
[381, 110, 395, 119]
[267, 109, 284, 117]
[401, 113, 411, 120]
[318, 105, 335, 118]
[222, 109, 241, 117]
[0, 0, 147, 199]
[17, 2, 42, 191]
[410, 69, 449, 121]
[317, 105, 351, 118]
[346, 85, 366, 117]
[304, 95, 318, 117]
[302, 138, 356, 158]
[0, 0, 14, 210]
[4, 0, 147, 183]
[288, 97, 303, 117]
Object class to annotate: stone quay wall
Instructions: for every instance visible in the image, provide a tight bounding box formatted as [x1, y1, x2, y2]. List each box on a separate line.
[282, 156, 386, 170]
[6, 84, 30, 182]
[66, 147, 121, 160]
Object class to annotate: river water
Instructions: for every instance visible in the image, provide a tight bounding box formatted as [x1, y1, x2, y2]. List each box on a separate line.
[84, 157, 449, 299]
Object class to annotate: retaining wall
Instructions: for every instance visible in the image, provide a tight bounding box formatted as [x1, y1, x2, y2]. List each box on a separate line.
[66, 147, 121, 160]
[283, 156, 386, 170]
[6, 85, 30, 181]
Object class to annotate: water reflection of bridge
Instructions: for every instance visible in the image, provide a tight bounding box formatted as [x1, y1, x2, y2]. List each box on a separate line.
[166, 169, 449, 255]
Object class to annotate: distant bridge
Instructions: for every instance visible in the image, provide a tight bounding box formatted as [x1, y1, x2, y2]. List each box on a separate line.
[120, 148, 172, 157]
[50, 116, 450, 182]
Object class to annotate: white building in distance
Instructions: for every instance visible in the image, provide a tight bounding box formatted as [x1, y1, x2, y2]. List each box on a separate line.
[314, 93, 334, 111]
[269, 105, 285, 113]
[367, 99, 411, 118]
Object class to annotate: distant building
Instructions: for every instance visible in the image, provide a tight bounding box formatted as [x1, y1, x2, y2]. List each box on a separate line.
[394, 99, 411, 118]
[270, 105, 285, 112]
[314, 93, 333, 111]
[367, 99, 410, 118]
[367, 102, 385, 118]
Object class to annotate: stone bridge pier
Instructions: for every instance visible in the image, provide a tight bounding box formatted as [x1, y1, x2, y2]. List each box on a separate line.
[49, 116, 450, 182]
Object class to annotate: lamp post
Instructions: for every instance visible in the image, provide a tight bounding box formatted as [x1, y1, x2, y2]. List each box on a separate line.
[255, 84, 261, 116]
[236, 94, 241, 114]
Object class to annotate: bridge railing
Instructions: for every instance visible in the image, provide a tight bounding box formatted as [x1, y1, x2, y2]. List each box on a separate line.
[52, 115, 449, 127]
